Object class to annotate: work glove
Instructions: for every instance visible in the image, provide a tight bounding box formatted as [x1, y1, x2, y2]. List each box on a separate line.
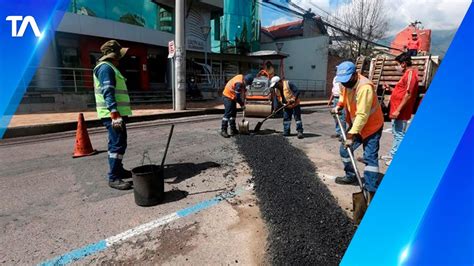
[344, 134, 354, 148]
[331, 106, 342, 115]
[110, 111, 124, 131]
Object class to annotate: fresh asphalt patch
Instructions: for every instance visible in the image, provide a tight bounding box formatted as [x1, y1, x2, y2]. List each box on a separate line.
[236, 134, 356, 265]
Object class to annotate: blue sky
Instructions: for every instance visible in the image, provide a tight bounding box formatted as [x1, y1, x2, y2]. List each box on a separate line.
[260, 0, 470, 34]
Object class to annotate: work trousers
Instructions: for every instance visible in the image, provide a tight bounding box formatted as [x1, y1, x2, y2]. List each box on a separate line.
[407, 49, 418, 57]
[283, 105, 303, 134]
[332, 96, 346, 135]
[222, 96, 237, 131]
[339, 127, 382, 192]
[102, 118, 128, 181]
[390, 119, 408, 157]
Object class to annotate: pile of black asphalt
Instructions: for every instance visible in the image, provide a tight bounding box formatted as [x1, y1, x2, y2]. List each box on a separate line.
[236, 134, 356, 265]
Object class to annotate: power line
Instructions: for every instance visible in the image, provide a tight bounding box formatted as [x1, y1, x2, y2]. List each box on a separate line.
[263, 0, 403, 52]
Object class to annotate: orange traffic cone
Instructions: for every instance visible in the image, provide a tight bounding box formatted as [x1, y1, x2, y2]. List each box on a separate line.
[73, 113, 97, 158]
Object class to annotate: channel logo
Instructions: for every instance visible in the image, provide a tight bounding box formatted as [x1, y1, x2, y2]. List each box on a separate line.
[5, 16, 41, 37]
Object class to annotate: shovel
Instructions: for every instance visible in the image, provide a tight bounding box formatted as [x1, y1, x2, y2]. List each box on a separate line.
[238, 102, 250, 135]
[334, 113, 369, 225]
[253, 104, 287, 132]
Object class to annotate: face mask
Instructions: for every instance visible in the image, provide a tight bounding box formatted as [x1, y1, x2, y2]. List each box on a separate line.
[341, 76, 357, 89]
[395, 65, 404, 73]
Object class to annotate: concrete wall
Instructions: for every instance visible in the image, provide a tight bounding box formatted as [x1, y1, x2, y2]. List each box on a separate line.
[16, 92, 95, 114]
[261, 35, 329, 95]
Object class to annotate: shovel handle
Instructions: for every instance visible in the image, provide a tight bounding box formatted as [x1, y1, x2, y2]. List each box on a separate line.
[334, 114, 369, 202]
[161, 124, 174, 168]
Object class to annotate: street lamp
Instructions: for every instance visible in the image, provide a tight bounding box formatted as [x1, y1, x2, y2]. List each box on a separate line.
[200, 25, 211, 67]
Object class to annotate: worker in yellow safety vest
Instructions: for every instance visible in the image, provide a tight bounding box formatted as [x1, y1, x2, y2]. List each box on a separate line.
[331, 61, 384, 199]
[270, 76, 304, 139]
[93, 40, 133, 190]
[220, 74, 254, 138]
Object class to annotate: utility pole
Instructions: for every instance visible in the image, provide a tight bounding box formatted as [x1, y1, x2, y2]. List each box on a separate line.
[175, 0, 186, 110]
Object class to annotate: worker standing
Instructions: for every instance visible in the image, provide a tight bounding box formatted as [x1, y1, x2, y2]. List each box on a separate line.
[93, 40, 133, 190]
[220, 74, 254, 138]
[331, 61, 384, 200]
[407, 32, 420, 57]
[381, 53, 419, 166]
[327, 76, 346, 139]
[270, 76, 304, 139]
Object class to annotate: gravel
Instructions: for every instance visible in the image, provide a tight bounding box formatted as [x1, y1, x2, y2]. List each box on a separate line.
[236, 134, 356, 265]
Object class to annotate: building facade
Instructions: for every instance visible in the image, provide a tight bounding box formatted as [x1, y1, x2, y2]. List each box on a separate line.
[260, 17, 330, 97]
[31, 0, 261, 95]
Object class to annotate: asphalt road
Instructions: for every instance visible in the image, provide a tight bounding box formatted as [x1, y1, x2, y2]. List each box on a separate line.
[0, 107, 393, 265]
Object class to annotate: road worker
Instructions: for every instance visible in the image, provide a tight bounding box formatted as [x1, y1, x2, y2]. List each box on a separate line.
[270, 76, 304, 139]
[381, 52, 419, 166]
[407, 32, 420, 57]
[93, 40, 133, 190]
[220, 74, 254, 138]
[331, 61, 384, 200]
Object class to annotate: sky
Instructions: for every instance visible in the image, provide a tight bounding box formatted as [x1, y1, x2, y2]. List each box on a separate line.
[261, 0, 471, 34]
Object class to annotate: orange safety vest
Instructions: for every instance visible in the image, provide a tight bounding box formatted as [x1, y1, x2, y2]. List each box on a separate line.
[340, 74, 383, 139]
[277, 80, 300, 109]
[223, 74, 245, 101]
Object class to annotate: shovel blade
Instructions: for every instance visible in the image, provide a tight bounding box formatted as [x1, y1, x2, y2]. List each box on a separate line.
[253, 122, 263, 132]
[239, 121, 250, 135]
[353, 191, 368, 225]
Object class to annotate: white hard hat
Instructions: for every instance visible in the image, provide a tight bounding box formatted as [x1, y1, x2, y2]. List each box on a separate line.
[270, 76, 281, 88]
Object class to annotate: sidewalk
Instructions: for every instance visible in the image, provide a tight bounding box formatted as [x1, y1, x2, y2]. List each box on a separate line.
[4, 99, 327, 138]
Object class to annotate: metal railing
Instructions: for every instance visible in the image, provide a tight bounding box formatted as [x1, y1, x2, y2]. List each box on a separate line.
[26, 66, 95, 93]
[290, 79, 326, 92]
[25, 67, 327, 97]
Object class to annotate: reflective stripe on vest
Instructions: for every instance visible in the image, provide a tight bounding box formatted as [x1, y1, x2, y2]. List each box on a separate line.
[93, 61, 132, 118]
[223, 74, 244, 100]
[342, 74, 383, 139]
[277, 80, 300, 109]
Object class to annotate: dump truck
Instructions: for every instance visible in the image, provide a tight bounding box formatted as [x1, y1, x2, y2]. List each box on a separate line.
[245, 50, 289, 117]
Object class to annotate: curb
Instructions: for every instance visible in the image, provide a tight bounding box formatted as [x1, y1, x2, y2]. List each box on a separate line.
[3, 102, 326, 139]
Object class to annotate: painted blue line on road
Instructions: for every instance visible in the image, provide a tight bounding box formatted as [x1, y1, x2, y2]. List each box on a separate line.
[37, 187, 246, 265]
[39, 240, 107, 266]
[176, 190, 240, 217]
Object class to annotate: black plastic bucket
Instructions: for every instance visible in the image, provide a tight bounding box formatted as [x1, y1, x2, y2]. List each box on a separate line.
[131, 164, 164, 206]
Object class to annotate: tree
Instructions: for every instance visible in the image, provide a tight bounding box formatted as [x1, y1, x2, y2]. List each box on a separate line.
[329, 0, 388, 59]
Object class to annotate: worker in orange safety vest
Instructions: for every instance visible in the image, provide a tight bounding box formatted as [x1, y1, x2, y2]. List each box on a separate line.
[270, 76, 304, 139]
[331, 61, 384, 200]
[220, 74, 254, 138]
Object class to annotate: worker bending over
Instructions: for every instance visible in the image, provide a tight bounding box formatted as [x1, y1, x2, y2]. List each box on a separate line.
[270, 76, 304, 139]
[331, 61, 384, 200]
[221, 74, 254, 138]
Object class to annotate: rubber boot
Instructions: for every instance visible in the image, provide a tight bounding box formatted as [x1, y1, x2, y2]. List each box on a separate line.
[220, 130, 230, 138]
[230, 128, 239, 136]
[297, 132, 304, 139]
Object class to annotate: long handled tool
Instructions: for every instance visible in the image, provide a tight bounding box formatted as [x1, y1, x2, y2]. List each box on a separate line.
[334, 113, 369, 224]
[238, 100, 250, 135]
[253, 104, 287, 132]
[161, 124, 175, 169]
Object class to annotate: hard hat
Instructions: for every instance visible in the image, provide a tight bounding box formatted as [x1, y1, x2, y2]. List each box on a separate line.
[270, 76, 281, 88]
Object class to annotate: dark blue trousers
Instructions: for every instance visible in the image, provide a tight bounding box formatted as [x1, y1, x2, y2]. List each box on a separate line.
[222, 97, 237, 131]
[102, 118, 127, 181]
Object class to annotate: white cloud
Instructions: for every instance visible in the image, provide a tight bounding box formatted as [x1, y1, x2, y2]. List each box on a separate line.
[384, 0, 471, 32]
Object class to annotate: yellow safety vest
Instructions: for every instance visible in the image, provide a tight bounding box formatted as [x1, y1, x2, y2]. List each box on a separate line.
[93, 61, 132, 118]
